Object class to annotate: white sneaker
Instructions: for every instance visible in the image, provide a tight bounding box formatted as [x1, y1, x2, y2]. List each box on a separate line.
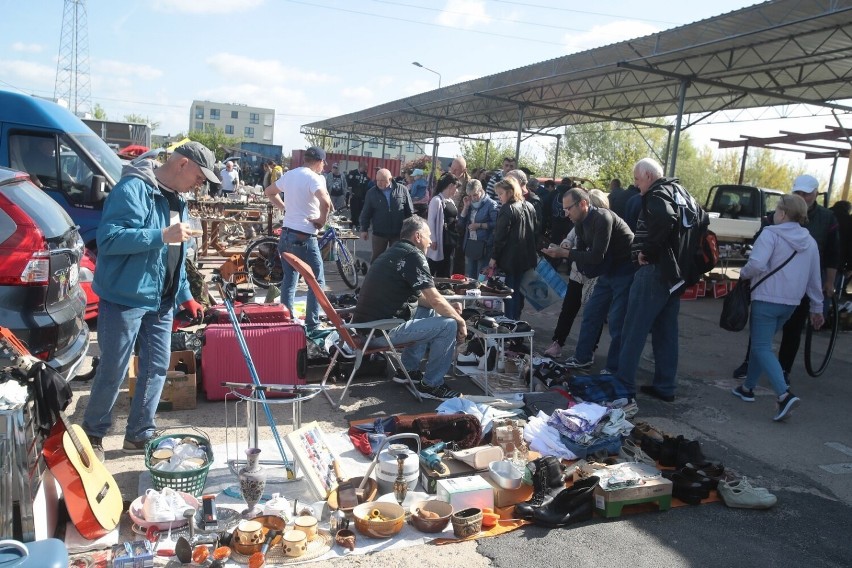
[718, 477, 777, 509]
[161, 487, 194, 518]
[142, 489, 175, 522]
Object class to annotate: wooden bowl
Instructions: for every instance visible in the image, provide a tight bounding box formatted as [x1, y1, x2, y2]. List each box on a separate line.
[327, 477, 379, 513]
[409, 499, 453, 533]
[352, 501, 405, 539]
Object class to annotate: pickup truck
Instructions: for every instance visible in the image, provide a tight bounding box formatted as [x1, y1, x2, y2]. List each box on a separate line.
[703, 184, 785, 246]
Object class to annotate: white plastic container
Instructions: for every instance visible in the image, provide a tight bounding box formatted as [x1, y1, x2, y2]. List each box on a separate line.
[375, 447, 419, 494]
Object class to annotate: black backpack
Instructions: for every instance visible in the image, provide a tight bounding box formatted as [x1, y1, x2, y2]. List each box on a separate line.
[669, 182, 719, 286]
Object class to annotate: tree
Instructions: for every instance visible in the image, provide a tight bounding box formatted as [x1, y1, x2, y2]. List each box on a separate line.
[185, 128, 241, 162]
[302, 128, 335, 153]
[459, 139, 540, 172]
[92, 103, 108, 120]
[124, 113, 161, 132]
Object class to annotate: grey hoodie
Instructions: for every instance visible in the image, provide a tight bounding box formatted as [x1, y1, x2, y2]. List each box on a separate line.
[740, 222, 823, 312]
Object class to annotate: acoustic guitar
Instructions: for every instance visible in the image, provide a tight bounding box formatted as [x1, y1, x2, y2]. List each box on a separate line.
[0, 327, 123, 540]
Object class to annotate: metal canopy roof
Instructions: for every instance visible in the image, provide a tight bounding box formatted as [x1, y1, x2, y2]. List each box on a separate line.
[303, 0, 852, 143]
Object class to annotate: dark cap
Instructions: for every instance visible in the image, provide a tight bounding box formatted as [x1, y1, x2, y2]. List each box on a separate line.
[304, 146, 326, 163]
[174, 141, 218, 183]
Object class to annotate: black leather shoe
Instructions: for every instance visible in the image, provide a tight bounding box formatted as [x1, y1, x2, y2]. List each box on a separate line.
[662, 471, 710, 505]
[659, 435, 684, 467]
[640, 385, 675, 402]
[530, 476, 600, 528]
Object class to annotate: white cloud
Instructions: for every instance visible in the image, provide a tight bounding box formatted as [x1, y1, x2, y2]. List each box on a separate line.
[152, 0, 263, 15]
[11, 42, 44, 53]
[0, 59, 56, 88]
[563, 21, 659, 54]
[206, 52, 335, 86]
[436, 0, 491, 29]
[93, 59, 163, 81]
[341, 87, 373, 101]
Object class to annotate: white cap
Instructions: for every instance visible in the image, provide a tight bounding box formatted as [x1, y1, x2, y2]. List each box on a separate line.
[791, 174, 818, 193]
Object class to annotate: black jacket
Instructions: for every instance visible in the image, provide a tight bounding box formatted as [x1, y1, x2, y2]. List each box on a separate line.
[493, 200, 538, 273]
[359, 181, 414, 237]
[347, 168, 371, 200]
[573, 207, 634, 275]
[632, 177, 681, 289]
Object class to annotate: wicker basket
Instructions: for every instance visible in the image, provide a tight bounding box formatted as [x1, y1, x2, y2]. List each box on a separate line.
[144, 427, 213, 497]
[451, 507, 483, 538]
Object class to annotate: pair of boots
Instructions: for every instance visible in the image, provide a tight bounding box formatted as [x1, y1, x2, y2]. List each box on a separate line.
[514, 457, 599, 528]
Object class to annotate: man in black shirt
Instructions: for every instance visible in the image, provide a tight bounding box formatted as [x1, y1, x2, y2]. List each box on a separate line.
[347, 162, 370, 230]
[353, 216, 466, 400]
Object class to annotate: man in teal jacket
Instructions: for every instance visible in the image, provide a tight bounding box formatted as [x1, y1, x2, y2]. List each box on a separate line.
[82, 142, 217, 461]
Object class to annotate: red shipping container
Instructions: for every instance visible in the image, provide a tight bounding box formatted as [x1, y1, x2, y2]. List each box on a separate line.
[206, 302, 291, 324]
[290, 150, 403, 178]
[202, 323, 307, 400]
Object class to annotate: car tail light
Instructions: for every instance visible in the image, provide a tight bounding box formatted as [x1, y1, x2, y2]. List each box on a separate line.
[0, 193, 49, 285]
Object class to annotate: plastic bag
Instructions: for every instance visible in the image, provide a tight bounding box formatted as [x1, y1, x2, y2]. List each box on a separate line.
[720, 279, 751, 332]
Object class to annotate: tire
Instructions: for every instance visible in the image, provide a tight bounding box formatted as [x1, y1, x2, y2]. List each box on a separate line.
[335, 239, 358, 289]
[244, 237, 283, 289]
[804, 293, 839, 377]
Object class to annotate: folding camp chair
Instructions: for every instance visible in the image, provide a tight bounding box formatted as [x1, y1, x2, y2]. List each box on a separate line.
[281, 252, 423, 408]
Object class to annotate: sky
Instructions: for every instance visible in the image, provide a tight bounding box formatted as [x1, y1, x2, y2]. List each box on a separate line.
[1, 0, 848, 183]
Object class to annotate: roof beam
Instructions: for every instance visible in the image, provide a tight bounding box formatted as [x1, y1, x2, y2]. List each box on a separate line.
[617, 61, 852, 113]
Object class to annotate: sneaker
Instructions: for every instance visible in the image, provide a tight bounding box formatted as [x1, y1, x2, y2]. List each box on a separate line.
[732, 361, 748, 380]
[457, 352, 478, 366]
[563, 356, 592, 369]
[718, 477, 777, 509]
[392, 369, 423, 385]
[415, 380, 460, 401]
[773, 391, 800, 421]
[731, 385, 755, 402]
[618, 439, 656, 466]
[543, 341, 562, 358]
[599, 368, 614, 375]
[142, 489, 175, 522]
[123, 436, 154, 454]
[88, 435, 105, 463]
[161, 487, 194, 518]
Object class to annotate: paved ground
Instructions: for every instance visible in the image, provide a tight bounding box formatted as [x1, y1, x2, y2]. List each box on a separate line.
[67, 238, 852, 566]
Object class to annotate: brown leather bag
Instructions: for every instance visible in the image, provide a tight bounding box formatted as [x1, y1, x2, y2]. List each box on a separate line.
[410, 413, 482, 449]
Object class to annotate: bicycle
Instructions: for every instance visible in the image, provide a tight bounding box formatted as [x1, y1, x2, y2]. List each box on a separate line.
[803, 271, 845, 377]
[243, 223, 359, 290]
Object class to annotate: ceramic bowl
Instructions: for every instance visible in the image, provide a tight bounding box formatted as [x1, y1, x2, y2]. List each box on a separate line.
[489, 460, 524, 490]
[230, 515, 287, 556]
[408, 499, 453, 533]
[352, 501, 405, 539]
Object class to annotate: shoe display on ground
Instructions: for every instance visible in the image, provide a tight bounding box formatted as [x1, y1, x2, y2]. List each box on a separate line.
[88, 436, 105, 463]
[392, 369, 424, 384]
[731, 385, 755, 402]
[563, 356, 592, 369]
[773, 391, 800, 421]
[618, 439, 656, 466]
[530, 476, 600, 528]
[415, 380, 460, 401]
[661, 471, 710, 505]
[718, 477, 778, 509]
[639, 385, 675, 402]
[515, 457, 568, 520]
[732, 361, 748, 380]
[543, 341, 562, 358]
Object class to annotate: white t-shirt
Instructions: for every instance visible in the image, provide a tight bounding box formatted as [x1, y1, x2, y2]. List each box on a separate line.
[275, 166, 326, 234]
[221, 168, 239, 193]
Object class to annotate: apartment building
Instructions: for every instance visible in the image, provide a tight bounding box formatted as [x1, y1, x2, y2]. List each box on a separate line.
[189, 100, 274, 142]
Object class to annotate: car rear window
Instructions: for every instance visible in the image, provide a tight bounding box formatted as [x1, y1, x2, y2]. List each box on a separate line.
[0, 179, 75, 238]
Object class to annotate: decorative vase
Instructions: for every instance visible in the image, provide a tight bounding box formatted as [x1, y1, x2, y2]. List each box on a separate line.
[239, 448, 266, 517]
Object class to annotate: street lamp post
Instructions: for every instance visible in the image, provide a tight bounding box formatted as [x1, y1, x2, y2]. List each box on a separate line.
[412, 62, 442, 190]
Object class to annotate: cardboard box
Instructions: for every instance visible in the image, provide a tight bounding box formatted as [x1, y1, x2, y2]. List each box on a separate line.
[420, 457, 480, 495]
[436, 475, 494, 512]
[593, 465, 672, 518]
[127, 351, 197, 411]
[483, 474, 534, 508]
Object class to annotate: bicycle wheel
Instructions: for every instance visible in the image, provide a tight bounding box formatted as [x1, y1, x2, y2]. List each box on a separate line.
[244, 237, 283, 289]
[804, 293, 839, 377]
[335, 239, 358, 289]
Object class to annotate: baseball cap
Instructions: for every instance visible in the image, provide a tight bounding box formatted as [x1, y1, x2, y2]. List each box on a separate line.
[174, 141, 218, 183]
[305, 146, 327, 162]
[332, 163, 339, 168]
[412, 169, 424, 177]
[792, 174, 818, 193]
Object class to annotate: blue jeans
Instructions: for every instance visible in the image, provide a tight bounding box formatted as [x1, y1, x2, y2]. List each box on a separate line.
[616, 264, 680, 397]
[465, 254, 490, 280]
[503, 271, 525, 320]
[278, 231, 325, 330]
[369, 307, 457, 387]
[574, 264, 635, 372]
[83, 298, 173, 442]
[744, 300, 796, 396]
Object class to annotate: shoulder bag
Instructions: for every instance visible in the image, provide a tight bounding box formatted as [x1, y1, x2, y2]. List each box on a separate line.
[720, 251, 796, 332]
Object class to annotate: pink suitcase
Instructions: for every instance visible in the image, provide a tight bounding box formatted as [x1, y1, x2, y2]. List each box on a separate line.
[201, 322, 307, 400]
[206, 302, 291, 324]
